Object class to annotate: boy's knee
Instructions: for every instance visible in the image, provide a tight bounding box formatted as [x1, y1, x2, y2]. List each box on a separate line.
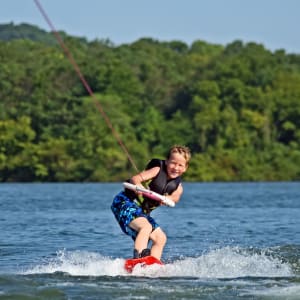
[140, 222, 153, 234]
[155, 230, 167, 245]
[160, 231, 167, 245]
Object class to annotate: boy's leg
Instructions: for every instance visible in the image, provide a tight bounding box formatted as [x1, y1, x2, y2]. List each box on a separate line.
[149, 227, 167, 260]
[129, 217, 152, 255]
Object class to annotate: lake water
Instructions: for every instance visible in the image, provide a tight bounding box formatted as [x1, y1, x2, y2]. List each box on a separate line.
[0, 182, 299, 299]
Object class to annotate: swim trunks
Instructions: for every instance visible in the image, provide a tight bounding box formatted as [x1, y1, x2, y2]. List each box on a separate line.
[111, 191, 159, 240]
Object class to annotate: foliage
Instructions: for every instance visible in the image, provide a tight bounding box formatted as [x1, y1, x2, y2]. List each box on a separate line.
[0, 23, 300, 181]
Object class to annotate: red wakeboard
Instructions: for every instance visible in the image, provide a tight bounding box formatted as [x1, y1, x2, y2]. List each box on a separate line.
[124, 255, 163, 273]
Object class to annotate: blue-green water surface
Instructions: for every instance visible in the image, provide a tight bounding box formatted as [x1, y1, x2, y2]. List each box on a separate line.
[0, 182, 299, 299]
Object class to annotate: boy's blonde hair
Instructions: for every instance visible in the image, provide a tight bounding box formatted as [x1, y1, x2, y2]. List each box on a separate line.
[167, 145, 191, 165]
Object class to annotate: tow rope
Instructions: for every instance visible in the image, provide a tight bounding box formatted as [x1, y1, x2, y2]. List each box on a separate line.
[33, 0, 138, 173]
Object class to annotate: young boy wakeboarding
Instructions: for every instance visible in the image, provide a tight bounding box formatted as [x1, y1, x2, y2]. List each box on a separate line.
[111, 145, 191, 261]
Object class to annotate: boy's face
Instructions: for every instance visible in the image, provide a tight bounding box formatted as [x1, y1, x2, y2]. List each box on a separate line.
[166, 152, 188, 179]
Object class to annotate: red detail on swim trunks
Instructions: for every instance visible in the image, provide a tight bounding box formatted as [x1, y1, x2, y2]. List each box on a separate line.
[124, 256, 163, 273]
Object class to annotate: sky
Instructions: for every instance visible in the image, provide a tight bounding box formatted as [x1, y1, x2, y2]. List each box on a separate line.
[1, 0, 300, 54]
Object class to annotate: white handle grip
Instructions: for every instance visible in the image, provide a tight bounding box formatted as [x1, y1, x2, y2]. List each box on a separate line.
[161, 196, 175, 207]
[123, 182, 175, 207]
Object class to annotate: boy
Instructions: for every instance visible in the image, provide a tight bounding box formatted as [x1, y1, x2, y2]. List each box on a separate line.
[111, 145, 191, 260]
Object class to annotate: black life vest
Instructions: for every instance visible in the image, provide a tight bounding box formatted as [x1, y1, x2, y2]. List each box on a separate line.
[125, 158, 181, 214]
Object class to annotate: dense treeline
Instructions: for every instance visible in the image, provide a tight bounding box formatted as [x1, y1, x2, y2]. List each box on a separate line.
[1, 23, 300, 182]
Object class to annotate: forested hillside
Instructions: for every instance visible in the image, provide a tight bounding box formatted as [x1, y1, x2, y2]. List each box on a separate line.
[1, 23, 300, 182]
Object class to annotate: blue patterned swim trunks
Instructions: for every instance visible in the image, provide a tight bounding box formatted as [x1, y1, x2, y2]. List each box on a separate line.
[111, 191, 159, 240]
